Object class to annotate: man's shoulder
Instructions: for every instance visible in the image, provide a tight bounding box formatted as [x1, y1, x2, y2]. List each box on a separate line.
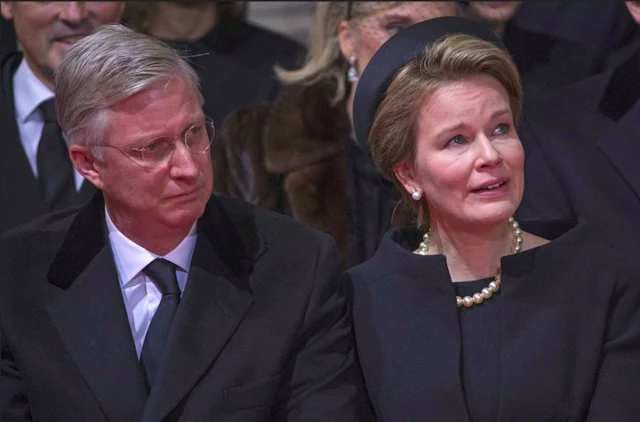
[213, 195, 333, 245]
[0, 206, 79, 267]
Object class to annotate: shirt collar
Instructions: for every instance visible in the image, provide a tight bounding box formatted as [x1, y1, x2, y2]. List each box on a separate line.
[105, 207, 198, 288]
[13, 58, 55, 123]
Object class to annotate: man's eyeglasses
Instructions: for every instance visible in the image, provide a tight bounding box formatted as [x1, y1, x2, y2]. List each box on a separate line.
[99, 119, 215, 167]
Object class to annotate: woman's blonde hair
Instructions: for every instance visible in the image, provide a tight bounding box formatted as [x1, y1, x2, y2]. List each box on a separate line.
[369, 34, 523, 228]
[275, 2, 401, 105]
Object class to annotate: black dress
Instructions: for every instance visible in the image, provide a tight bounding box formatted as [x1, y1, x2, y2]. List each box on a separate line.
[346, 220, 640, 421]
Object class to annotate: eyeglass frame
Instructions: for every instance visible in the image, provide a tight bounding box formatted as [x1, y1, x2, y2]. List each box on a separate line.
[96, 118, 215, 167]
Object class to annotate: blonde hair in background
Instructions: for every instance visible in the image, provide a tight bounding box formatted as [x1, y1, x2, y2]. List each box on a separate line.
[369, 34, 523, 228]
[275, 1, 401, 105]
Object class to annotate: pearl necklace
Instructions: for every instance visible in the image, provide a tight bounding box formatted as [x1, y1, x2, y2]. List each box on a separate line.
[417, 217, 523, 308]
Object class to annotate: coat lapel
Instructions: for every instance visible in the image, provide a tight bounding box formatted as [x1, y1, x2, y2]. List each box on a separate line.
[46, 194, 147, 421]
[597, 51, 640, 203]
[597, 101, 640, 201]
[142, 196, 264, 422]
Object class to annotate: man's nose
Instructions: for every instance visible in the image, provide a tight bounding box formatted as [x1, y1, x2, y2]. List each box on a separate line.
[170, 141, 200, 178]
[58, 2, 89, 24]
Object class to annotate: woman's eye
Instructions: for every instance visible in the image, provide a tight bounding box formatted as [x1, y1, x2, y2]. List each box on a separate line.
[384, 21, 405, 33]
[493, 123, 510, 136]
[446, 135, 467, 148]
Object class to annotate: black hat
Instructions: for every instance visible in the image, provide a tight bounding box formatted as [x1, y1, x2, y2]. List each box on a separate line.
[352, 16, 505, 151]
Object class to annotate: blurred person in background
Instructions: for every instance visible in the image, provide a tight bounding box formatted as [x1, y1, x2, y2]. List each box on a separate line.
[122, 1, 305, 127]
[466, 1, 638, 104]
[0, 1, 123, 234]
[212, 1, 462, 268]
[517, 2, 640, 260]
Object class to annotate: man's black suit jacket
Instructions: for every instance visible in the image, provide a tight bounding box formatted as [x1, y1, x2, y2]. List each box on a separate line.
[0, 52, 96, 235]
[0, 193, 371, 421]
[516, 45, 640, 259]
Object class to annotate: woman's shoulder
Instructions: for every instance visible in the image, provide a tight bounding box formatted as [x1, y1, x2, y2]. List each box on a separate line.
[346, 227, 449, 287]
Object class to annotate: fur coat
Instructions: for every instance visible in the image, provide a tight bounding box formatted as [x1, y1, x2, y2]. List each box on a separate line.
[212, 81, 413, 268]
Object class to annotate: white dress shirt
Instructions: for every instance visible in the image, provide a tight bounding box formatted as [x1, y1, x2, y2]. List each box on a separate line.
[105, 208, 198, 357]
[13, 58, 84, 191]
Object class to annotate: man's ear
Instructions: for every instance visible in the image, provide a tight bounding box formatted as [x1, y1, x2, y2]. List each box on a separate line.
[69, 145, 104, 190]
[1, 2, 15, 20]
[337, 20, 355, 60]
[393, 159, 419, 195]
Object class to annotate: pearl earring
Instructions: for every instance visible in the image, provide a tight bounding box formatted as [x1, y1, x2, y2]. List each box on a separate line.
[411, 189, 422, 201]
[347, 56, 358, 83]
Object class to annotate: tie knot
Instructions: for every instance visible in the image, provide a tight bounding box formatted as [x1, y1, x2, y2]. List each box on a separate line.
[143, 259, 180, 295]
[39, 99, 57, 123]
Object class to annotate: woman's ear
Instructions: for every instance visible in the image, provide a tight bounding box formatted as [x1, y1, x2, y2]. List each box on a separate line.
[393, 160, 420, 195]
[69, 145, 105, 190]
[338, 20, 355, 60]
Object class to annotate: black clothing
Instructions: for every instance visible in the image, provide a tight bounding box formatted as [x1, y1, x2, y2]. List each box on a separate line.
[516, 45, 640, 260]
[496, 2, 638, 105]
[454, 278, 500, 421]
[346, 221, 640, 421]
[0, 52, 96, 235]
[156, 19, 305, 126]
[1, 192, 372, 421]
[345, 135, 399, 264]
[213, 82, 412, 269]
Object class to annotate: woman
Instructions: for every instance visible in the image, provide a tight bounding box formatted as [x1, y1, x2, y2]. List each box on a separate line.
[347, 16, 640, 420]
[212, 2, 461, 268]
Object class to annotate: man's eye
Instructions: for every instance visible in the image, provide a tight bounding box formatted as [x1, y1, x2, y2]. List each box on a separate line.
[144, 139, 171, 154]
[186, 125, 203, 138]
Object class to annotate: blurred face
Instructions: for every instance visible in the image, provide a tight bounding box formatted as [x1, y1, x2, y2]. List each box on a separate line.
[92, 77, 213, 234]
[0, 2, 122, 89]
[468, 2, 522, 26]
[627, 2, 640, 23]
[339, 2, 459, 75]
[394, 75, 524, 230]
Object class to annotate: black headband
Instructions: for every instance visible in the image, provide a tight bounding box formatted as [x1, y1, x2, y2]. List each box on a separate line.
[352, 16, 506, 151]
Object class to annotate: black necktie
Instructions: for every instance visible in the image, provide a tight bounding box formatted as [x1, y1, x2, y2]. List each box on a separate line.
[140, 259, 181, 389]
[36, 99, 76, 210]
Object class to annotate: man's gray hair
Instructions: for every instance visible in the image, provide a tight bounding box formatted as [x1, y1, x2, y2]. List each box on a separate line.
[55, 24, 204, 155]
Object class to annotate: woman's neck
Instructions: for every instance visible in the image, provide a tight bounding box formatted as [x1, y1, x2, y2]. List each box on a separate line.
[147, 2, 217, 41]
[428, 218, 514, 282]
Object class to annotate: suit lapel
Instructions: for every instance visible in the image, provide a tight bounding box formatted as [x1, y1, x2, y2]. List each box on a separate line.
[142, 196, 265, 421]
[46, 194, 147, 421]
[597, 101, 640, 201]
[0, 54, 48, 232]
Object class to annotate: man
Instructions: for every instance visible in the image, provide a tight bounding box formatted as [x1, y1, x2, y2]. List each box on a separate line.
[0, 2, 123, 234]
[121, 1, 305, 127]
[0, 25, 371, 421]
[516, 2, 640, 259]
